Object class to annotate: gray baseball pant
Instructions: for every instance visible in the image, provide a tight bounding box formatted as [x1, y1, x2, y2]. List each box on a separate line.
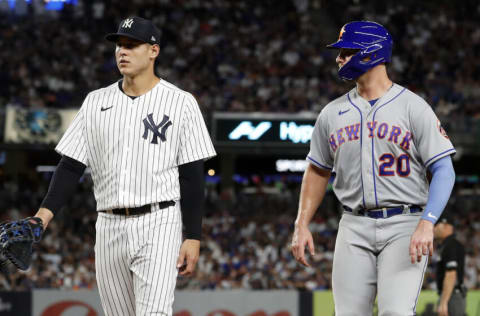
[332, 213, 428, 316]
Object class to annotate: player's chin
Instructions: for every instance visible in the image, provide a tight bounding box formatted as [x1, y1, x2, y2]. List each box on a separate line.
[118, 65, 134, 75]
[117, 66, 125, 73]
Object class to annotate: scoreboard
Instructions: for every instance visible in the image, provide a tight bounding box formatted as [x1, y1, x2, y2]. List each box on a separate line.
[212, 112, 316, 148]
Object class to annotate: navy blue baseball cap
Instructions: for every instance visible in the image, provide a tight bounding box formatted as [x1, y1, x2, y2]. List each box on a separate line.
[105, 17, 161, 45]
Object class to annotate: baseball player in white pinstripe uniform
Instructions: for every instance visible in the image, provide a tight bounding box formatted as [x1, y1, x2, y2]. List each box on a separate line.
[33, 17, 216, 315]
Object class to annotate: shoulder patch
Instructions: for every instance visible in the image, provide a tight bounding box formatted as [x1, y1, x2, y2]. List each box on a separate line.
[437, 120, 449, 139]
[446, 260, 458, 268]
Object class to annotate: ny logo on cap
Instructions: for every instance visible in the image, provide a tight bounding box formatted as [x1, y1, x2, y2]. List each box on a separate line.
[122, 19, 134, 28]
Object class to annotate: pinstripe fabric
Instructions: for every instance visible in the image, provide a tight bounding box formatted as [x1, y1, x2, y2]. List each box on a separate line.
[95, 213, 136, 315]
[55, 79, 216, 211]
[96, 204, 182, 316]
[57, 78, 216, 316]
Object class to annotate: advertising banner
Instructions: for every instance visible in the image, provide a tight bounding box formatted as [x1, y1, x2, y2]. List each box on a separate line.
[32, 290, 297, 316]
[173, 290, 298, 316]
[212, 112, 315, 147]
[0, 291, 31, 316]
[4, 107, 77, 144]
[33, 290, 104, 316]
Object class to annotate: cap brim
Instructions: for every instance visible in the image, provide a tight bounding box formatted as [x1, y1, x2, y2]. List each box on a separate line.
[105, 33, 148, 43]
[326, 40, 364, 49]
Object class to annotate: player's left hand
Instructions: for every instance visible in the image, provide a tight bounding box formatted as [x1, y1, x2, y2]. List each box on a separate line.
[176, 239, 200, 276]
[409, 219, 434, 264]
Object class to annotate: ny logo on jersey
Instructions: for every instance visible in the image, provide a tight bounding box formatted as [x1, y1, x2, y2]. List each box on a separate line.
[142, 113, 172, 144]
[122, 19, 134, 28]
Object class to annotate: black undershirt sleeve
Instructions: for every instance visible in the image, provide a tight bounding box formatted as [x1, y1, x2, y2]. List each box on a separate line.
[443, 244, 459, 271]
[178, 159, 205, 240]
[40, 156, 86, 214]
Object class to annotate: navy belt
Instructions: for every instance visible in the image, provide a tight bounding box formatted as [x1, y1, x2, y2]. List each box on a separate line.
[343, 205, 422, 219]
[101, 201, 175, 216]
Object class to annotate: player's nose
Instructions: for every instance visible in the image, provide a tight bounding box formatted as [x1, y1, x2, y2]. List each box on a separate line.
[336, 54, 344, 65]
[115, 45, 128, 57]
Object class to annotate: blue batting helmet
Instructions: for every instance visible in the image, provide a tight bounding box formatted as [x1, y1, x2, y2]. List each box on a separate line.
[327, 21, 393, 81]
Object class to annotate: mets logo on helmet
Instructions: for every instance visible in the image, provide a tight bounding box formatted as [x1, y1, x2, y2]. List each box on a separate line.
[338, 26, 346, 40]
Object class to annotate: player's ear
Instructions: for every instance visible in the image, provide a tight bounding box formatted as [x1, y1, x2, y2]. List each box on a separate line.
[151, 44, 160, 59]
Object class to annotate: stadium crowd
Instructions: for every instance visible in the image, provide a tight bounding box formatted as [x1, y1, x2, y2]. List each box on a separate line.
[0, 170, 479, 292]
[1, 0, 480, 119]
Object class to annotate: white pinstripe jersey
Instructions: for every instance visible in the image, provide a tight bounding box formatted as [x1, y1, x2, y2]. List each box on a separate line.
[56, 79, 216, 211]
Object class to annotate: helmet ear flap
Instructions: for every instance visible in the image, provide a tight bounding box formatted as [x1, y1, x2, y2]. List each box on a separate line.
[362, 44, 382, 55]
[358, 45, 382, 64]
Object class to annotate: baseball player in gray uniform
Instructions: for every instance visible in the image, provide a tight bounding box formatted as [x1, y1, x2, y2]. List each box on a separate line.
[32, 17, 216, 315]
[291, 21, 456, 315]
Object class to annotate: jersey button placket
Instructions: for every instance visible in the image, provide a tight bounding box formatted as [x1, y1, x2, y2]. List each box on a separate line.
[362, 110, 375, 207]
[123, 126, 134, 200]
[119, 104, 134, 201]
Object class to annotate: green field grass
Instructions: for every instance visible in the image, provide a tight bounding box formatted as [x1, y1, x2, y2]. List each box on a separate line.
[314, 290, 479, 315]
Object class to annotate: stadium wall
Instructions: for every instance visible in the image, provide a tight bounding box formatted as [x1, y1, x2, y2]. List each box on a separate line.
[2, 290, 480, 315]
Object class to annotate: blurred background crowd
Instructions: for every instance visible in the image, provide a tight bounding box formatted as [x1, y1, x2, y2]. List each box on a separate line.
[0, 171, 479, 292]
[0, 0, 480, 295]
[1, 0, 480, 118]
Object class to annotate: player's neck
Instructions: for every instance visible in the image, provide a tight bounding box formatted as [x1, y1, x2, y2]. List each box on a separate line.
[122, 71, 160, 96]
[355, 65, 393, 101]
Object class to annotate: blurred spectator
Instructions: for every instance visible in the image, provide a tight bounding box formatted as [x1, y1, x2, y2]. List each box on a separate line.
[0, 0, 479, 119]
[0, 168, 479, 291]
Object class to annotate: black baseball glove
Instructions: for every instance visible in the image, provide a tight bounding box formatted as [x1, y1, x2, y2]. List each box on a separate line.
[0, 217, 44, 271]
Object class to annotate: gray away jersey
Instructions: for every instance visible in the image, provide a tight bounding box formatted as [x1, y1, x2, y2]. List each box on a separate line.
[308, 83, 455, 211]
[56, 79, 216, 211]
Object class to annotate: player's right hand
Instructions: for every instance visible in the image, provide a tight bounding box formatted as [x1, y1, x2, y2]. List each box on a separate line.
[291, 225, 315, 267]
[436, 301, 448, 316]
[34, 208, 54, 230]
